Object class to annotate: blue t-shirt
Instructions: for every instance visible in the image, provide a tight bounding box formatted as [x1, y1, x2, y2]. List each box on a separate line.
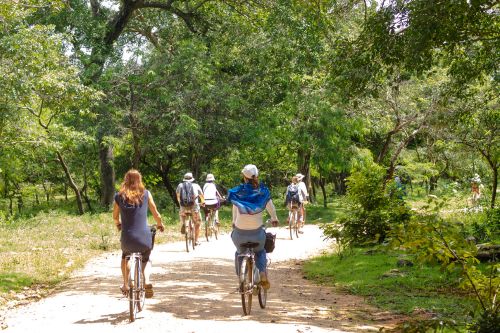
[114, 190, 152, 253]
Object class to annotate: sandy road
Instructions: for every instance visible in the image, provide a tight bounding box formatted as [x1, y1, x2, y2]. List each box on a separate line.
[3, 225, 404, 332]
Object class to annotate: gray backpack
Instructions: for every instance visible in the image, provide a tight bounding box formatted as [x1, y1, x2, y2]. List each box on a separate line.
[179, 182, 195, 207]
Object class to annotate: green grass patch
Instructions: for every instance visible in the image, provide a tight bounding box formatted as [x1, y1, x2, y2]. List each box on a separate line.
[0, 273, 34, 293]
[303, 248, 477, 324]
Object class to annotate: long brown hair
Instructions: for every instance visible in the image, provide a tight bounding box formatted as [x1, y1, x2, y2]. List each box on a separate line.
[244, 175, 259, 189]
[119, 169, 145, 205]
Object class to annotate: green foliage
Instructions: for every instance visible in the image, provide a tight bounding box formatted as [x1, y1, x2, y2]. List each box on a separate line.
[303, 248, 475, 321]
[391, 197, 499, 332]
[325, 158, 411, 245]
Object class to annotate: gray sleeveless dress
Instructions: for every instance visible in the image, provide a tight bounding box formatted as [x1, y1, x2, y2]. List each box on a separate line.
[114, 191, 152, 254]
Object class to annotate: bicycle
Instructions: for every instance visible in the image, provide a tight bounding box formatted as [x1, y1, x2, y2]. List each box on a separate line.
[287, 203, 300, 240]
[205, 206, 219, 241]
[237, 242, 268, 315]
[126, 225, 156, 322]
[183, 211, 196, 252]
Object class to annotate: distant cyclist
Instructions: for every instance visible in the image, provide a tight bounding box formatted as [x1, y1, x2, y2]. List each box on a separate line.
[285, 176, 301, 209]
[228, 164, 279, 289]
[296, 173, 309, 228]
[470, 173, 482, 205]
[113, 169, 164, 298]
[203, 173, 223, 225]
[176, 172, 205, 245]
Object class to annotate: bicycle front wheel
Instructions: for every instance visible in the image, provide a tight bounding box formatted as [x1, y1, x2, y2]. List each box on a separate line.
[258, 284, 267, 309]
[239, 256, 253, 315]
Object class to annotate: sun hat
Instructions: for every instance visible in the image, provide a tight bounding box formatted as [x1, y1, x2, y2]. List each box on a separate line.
[296, 173, 305, 181]
[183, 172, 195, 182]
[242, 164, 258, 179]
[206, 173, 215, 181]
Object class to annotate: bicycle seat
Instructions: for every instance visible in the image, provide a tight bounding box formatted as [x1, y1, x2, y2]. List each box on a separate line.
[240, 242, 260, 249]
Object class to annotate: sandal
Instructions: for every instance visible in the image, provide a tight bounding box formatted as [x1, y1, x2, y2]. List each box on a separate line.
[120, 285, 129, 296]
[145, 284, 154, 298]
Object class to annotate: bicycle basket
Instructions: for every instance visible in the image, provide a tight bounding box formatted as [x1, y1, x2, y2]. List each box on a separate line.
[264, 232, 276, 253]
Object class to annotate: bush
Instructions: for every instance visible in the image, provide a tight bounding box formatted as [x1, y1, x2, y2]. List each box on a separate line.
[324, 160, 412, 246]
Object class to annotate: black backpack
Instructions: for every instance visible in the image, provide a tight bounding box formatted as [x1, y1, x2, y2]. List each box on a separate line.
[180, 182, 195, 207]
[287, 184, 300, 204]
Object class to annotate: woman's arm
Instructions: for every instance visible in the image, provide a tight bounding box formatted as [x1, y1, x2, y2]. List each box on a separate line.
[266, 199, 279, 223]
[148, 193, 164, 232]
[232, 205, 237, 227]
[113, 202, 121, 230]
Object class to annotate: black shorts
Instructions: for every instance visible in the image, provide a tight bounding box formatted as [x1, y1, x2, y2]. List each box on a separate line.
[122, 249, 151, 263]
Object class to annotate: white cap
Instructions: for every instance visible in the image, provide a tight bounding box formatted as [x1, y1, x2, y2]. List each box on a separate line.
[296, 173, 305, 181]
[242, 164, 258, 179]
[183, 172, 195, 182]
[206, 173, 215, 181]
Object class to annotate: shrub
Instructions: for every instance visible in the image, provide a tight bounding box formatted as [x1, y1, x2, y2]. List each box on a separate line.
[324, 160, 412, 246]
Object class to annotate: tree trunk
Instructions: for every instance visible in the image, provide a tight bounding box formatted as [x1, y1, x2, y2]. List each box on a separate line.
[319, 176, 327, 208]
[42, 182, 50, 202]
[82, 167, 93, 212]
[491, 165, 497, 209]
[8, 197, 12, 215]
[333, 172, 348, 195]
[429, 175, 438, 192]
[377, 130, 395, 164]
[99, 143, 115, 209]
[17, 195, 23, 214]
[56, 151, 84, 215]
[298, 148, 313, 202]
[129, 82, 141, 169]
[160, 171, 178, 207]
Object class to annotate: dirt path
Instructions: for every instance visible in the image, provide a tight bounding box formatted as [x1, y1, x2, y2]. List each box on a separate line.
[3, 225, 405, 332]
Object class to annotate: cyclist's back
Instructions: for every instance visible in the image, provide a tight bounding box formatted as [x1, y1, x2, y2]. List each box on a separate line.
[115, 190, 152, 253]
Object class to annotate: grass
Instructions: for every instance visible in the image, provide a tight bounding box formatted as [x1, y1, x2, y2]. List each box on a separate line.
[0, 204, 235, 303]
[303, 248, 477, 324]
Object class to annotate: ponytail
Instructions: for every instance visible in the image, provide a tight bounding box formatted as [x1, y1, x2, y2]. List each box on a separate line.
[250, 176, 259, 189]
[243, 176, 260, 189]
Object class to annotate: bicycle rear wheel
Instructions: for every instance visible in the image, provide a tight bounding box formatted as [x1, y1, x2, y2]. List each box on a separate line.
[289, 211, 294, 240]
[205, 218, 210, 242]
[190, 219, 196, 250]
[184, 222, 190, 253]
[128, 258, 137, 322]
[294, 211, 300, 238]
[213, 221, 219, 240]
[239, 257, 253, 315]
[135, 260, 145, 313]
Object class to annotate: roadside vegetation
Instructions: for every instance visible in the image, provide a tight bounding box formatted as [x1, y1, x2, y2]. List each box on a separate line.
[1, 1, 498, 332]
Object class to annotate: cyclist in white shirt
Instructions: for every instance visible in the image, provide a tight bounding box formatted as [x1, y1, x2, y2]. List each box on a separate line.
[202, 173, 223, 225]
[296, 173, 309, 228]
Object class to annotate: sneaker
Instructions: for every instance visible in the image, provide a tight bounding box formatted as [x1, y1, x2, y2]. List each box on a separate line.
[259, 272, 270, 290]
[180, 224, 186, 234]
